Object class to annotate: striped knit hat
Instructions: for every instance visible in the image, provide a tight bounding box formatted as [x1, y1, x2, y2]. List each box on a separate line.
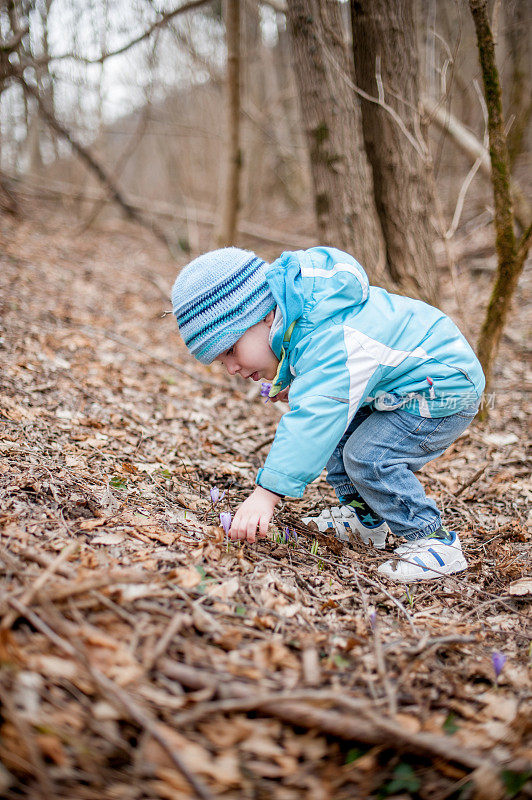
[171, 248, 276, 364]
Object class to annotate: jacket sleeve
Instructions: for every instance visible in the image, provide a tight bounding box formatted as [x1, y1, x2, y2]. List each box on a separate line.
[256, 324, 381, 497]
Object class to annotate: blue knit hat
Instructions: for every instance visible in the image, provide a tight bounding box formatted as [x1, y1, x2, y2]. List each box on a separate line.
[171, 247, 276, 364]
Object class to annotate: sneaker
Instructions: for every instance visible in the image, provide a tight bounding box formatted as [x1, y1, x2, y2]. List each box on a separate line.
[302, 506, 389, 549]
[377, 531, 467, 582]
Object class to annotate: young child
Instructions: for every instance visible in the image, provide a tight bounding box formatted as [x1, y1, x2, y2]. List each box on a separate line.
[171, 246, 485, 583]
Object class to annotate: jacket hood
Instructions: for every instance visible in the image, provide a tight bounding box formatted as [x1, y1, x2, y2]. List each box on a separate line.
[265, 247, 370, 358]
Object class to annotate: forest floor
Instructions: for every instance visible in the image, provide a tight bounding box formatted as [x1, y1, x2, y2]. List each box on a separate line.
[0, 204, 530, 800]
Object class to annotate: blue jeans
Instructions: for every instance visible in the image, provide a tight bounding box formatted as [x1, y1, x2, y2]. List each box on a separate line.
[326, 404, 479, 540]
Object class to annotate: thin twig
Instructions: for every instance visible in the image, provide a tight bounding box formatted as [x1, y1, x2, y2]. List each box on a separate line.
[90, 669, 215, 800]
[293, 544, 418, 633]
[317, 36, 427, 158]
[32, 0, 214, 66]
[384, 634, 477, 655]
[3, 696, 55, 798]
[171, 688, 372, 728]
[1, 541, 78, 630]
[454, 464, 489, 497]
[445, 83, 489, 239]
[7, 598, 76, 655]
[18, 78, 174, 254]
[143, 609, 188, 671]
[371, 612, 397, 716]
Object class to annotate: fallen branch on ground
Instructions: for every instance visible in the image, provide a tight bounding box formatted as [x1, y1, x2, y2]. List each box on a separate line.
[159, 659, 519, 775]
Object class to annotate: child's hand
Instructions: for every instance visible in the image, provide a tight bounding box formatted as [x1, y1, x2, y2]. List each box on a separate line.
[270, 387, 290, 404]
[230, 486, 280, 543]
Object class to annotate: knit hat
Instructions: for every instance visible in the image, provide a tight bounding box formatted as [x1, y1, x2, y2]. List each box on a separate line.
[171, 247, 276, 364]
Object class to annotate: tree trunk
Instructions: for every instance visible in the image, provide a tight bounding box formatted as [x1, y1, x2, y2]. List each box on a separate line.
[262, 37, 307, 209]
[26, 0, 55, 175]
[504, 0, 531, 169]
[27, 100, 43, 173]
[351, 0, 439, 303]
[469, 0, 531, 414]
[285, 0, 384, 279]
[241, 0, 264, 219]
[216, 0, 242, 247]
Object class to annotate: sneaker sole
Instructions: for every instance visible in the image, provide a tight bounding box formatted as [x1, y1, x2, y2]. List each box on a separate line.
[377, 558, 468, 583]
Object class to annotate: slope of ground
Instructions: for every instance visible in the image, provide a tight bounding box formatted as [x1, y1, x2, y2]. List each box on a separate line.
[0, 206, 530, 800]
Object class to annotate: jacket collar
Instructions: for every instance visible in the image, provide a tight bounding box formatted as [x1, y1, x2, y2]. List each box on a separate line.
[268, 318, 296, 398]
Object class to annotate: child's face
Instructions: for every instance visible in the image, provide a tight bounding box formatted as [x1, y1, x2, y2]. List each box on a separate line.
[216, 311, 279, 382]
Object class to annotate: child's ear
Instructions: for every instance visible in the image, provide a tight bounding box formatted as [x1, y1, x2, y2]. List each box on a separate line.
[264, 310, 275, 327]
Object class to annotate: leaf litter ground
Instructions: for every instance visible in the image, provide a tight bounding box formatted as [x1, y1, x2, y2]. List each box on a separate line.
[0, 209, 530, 800]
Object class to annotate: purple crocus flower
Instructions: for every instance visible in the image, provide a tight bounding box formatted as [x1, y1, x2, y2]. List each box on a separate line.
[284, 527, 290, 543]
[492, 652, 506, 678]
[260, 382, 272, 402]
[220, 511, 232, 535]
[369, 611, 377, 628]
[210, 486, 226, 505]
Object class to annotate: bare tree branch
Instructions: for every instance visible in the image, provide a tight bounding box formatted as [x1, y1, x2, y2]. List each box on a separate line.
[166, 19, 223, 84]
[445, 81, 489, 240]
[160, 658, 516, 775]
[424, 96, 531, 231]
[30, 0, 214, 66]
[316, 29, 428, 159]
[18, 77, 174, 253]
[12, 172, 316, 249]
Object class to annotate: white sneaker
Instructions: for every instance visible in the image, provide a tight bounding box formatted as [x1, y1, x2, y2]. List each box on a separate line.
[378, 531, 467, 583]
[302, 506, 389, 549]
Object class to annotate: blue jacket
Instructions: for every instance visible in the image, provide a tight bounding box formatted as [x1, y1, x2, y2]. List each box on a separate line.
[256, 247, 485, 498]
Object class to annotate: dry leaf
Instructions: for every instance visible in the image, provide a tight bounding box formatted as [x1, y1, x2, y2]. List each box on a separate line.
[508, 576, 532, 596]
[78, 517, 106, 531]
[471, 764, 506, 800]
[482, 433, 519, 446]
[145, 725, 240, 786]
[207, 576, 239, 599]
[174, 566, 202, 589]
[192, 605, 222, 635]
[394, 713, 421, 734]
[36, 734, 68, 766]
[92, 532, 125, 545]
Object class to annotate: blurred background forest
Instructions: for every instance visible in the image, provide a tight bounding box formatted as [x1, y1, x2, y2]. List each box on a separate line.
[1, 0, 530, 275]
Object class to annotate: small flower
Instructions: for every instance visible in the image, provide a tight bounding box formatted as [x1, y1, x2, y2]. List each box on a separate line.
[260, 382, 272, 402]
[220, 511, 232, 535]
[284, 527, 290, 543]
[492, 652, 506, 679]
[369, 611, 377, 628]
[210, 486, 226, 505]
